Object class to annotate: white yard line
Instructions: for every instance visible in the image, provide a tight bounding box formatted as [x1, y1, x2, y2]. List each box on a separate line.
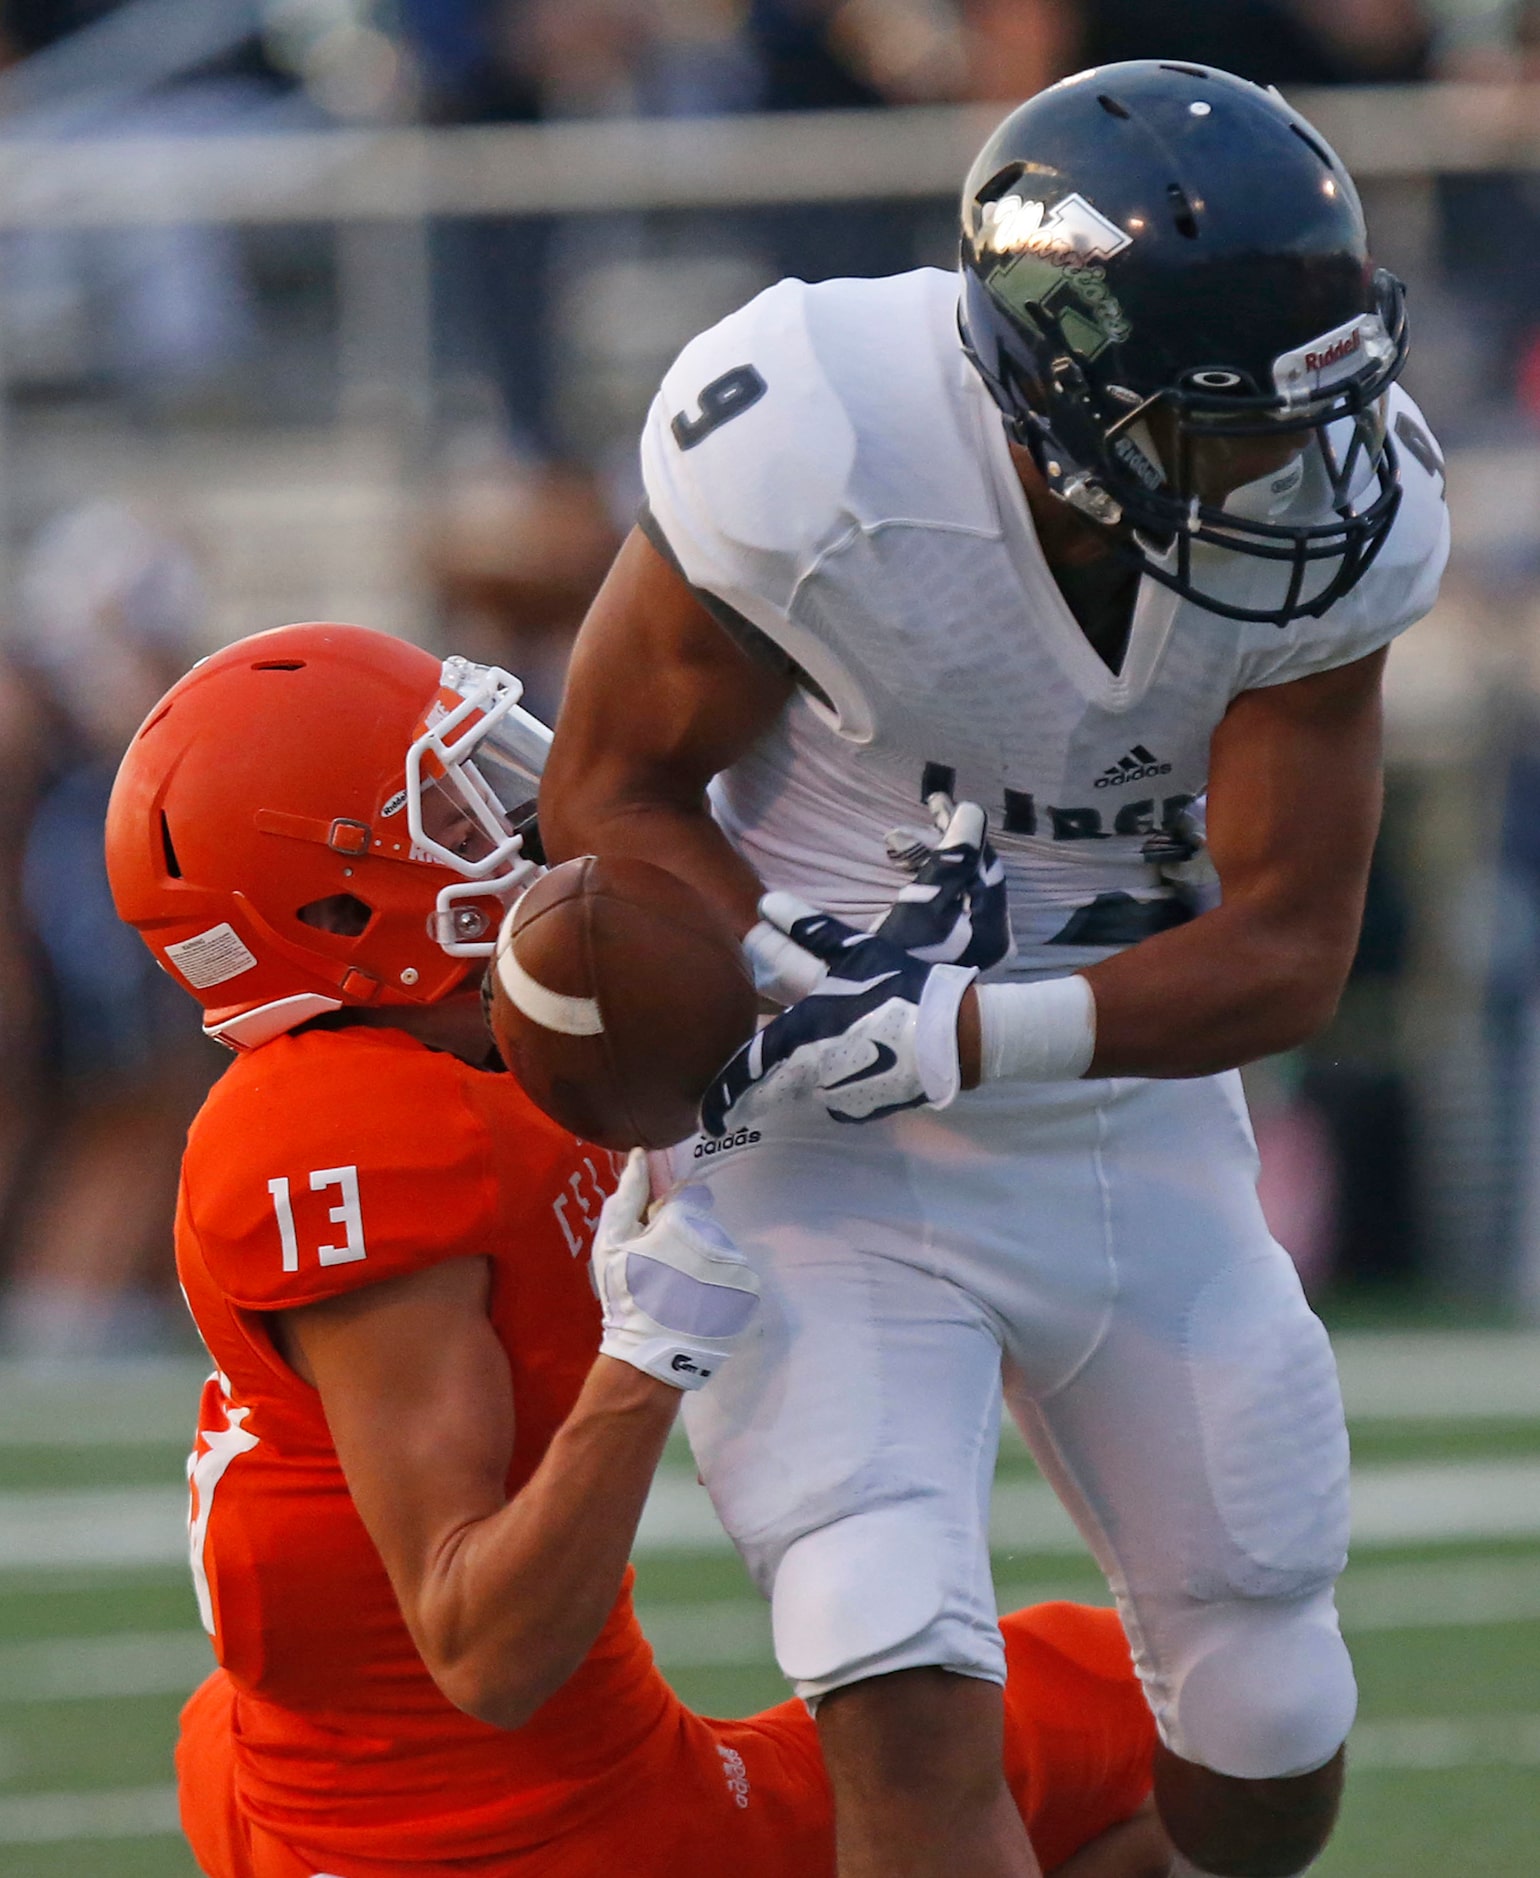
[5, 1558, 1538, 1705]
[0, 1630, 212, 1701]
[0, 1783, 181, 1843]
[0, 1487, 188, 1570]
[1351, 1714, 1540, 1771]
[1333, 1332, 1540, 1421]
[0, 1722, 1534, 1846]
[638, 1557, 1540, 1671]
[1351, 1460, 1540, 1545]
[6, 1457, 1540, 1574]
[1339, 1557, 1540, 1631]
[0, 1362, 207, 1446]
[2, 1333, 1539, 1448]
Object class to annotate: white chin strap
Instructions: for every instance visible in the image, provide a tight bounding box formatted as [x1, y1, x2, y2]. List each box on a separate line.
[205, 993, 344, 1053]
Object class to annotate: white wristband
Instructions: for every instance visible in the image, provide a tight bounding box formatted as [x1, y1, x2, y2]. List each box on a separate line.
[975, 976, 1096, 1084]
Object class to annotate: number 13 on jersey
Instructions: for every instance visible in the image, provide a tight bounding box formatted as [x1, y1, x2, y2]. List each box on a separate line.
[267, 1167, 368, 1272]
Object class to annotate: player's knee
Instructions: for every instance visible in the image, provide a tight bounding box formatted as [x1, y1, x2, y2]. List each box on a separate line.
[769, 1504, 1003, 1702]
[1163, 1589, 1356, 1781]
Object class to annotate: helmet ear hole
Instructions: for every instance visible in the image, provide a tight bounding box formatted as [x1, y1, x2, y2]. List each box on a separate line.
[297, 894, 374, 937]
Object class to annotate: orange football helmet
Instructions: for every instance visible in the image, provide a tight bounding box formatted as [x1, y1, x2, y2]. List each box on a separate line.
[106, 621, 549, 1050]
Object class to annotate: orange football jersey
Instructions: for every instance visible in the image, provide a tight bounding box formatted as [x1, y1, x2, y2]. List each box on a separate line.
[1000, 1602, 1158, 1872]
[178, 1024, 689, 1866]
[177, 1023, 1156, 1876]
[179, 1603, 1155, 1878]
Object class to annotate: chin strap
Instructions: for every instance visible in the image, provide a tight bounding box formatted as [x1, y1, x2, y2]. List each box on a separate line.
[204, 993, 345, 1053]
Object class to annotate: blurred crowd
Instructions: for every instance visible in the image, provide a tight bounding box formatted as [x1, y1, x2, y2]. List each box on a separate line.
[4, 0, 1540, 449]
[3, 0, 1540, 1353]
[0, 504, 221, 1358]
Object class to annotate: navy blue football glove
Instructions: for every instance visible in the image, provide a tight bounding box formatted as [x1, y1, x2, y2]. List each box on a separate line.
[701, 896, 976, 1136]
[875, 795, 1013, 972]
[1140, 793, 1220, 917]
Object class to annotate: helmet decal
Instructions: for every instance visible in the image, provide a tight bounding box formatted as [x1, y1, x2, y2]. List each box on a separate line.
[988, 247, 1133, 362]
[977, 191, 1133, 263]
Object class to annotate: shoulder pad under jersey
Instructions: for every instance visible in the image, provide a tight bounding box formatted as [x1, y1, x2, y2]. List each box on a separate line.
[641, 270, 985, 716]
[180, 1028, 501, 1312]
[1236, 384, 1450, 690]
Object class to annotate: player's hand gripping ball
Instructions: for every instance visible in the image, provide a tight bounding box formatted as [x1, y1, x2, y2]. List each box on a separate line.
[701, 897, 977, 1135]
[488, 855, 758, 1150]
[701, 798, 1004, 1135]
[592, 1149, 759, 1389]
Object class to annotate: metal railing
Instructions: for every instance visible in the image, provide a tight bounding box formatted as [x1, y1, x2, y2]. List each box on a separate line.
[0, 85, 1536, 230]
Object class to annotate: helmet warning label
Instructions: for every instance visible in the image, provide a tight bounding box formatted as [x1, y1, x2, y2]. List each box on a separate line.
[165, 923, 260, 989]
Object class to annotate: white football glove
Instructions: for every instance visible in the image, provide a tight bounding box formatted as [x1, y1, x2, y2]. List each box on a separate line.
[592, 1151, 760, 1390]
[701, 897, 975, 1134]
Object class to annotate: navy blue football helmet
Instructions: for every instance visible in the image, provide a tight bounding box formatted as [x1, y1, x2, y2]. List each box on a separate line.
[959, 62, 1408, 626]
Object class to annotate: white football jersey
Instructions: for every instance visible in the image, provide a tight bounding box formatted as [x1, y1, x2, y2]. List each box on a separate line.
[641, 268, 1450, 976]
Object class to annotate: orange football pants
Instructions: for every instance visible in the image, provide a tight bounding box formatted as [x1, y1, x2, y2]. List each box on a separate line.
[178, 1606, 1154, 1878]
[178, 1672, 836, 1878]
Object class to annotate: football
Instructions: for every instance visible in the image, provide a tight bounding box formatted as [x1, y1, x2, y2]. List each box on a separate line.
[488, 854, 758, 1150]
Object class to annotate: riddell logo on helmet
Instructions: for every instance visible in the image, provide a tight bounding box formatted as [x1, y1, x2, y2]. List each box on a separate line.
[1112, 434, 1163, 492]
[1273, 314, 1386, 400]
[1304, 330, 1362, 375]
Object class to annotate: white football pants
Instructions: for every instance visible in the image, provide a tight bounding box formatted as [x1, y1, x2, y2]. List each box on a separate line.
[673, 1071, 1356, 1781]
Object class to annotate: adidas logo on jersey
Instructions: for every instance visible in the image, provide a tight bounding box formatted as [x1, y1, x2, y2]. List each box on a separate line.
[717, 1742, 752, 1809]
[1093, 745, 1172, 790]
[693, 1127, 762, 1161]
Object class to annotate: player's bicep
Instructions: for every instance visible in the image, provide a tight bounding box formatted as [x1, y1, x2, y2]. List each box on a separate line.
[1206, 646, 1386, 952]
[545, 527, 793, 828]
[274, 1257, 512, 1625]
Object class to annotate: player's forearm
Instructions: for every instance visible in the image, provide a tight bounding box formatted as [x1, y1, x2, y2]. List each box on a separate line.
[1081, 898, 1357, 1078]
[542, 791, 766, 938]
[1046, 1802, 1172, 1877]
[417, 1358, 678, 1730]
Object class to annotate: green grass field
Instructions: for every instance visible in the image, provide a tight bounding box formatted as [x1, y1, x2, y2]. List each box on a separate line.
[1, 1330, 1537, 1876]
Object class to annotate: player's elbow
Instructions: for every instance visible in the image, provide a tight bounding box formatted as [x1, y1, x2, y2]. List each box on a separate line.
[538, 756, 643, 868]
[534, 748, 598, 867]
[413, 1596, 567, 1731]
[430, 1649, 563, 1733]
[1258, 933, 1351, 1052]
[541, 721, 716, 868]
